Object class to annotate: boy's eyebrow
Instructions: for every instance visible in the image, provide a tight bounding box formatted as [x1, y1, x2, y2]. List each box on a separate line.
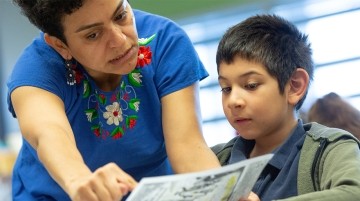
[218, 71, 262, 80]
[75, 0, 125, 33]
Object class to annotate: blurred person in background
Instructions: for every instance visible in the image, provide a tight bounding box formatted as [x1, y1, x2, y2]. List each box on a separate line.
[307, 92, 360, 139]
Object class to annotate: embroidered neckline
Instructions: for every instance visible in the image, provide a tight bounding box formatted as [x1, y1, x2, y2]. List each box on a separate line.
[76, 34, 156, 140]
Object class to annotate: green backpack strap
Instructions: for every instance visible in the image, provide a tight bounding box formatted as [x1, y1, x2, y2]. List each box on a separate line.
[298, 122, 360, 194]
[211, 137, 238, 165]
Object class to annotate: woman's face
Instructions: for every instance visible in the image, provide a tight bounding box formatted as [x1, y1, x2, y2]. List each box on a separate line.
[61, 0, 138, 76]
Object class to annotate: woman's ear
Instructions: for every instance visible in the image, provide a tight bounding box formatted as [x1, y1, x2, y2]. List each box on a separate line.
[287, 68, 310, 106]
[44, 33, 71, 60]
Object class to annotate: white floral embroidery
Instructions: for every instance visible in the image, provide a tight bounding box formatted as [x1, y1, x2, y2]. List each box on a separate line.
[138, 38, 147, 44]
[138, 34, 156, 46]
[133, 101, 140, 112]
[86, 112, 93, 122]
[132, 72, 143, 84]
[103, 102, 123, 126]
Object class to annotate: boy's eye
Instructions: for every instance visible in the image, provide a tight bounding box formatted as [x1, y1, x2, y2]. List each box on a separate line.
[220, 87, 231, 94]
[245, 83, 259, 90]
[115, 11, 128, 22]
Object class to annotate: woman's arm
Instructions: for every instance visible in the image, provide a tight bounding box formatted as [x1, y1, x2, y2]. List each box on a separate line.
[161, 82, 220, 173]
[11, 86, 136, 201]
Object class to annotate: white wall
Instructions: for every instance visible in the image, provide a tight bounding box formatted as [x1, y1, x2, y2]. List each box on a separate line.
[0, 0, 39, 139]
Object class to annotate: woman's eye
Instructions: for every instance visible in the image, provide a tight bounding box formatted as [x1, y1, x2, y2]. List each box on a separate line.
[245, 83, 258, 90]
[86, 32, 99, 40]
[220, 87, 231, 93]
[115, 11, 128, 22]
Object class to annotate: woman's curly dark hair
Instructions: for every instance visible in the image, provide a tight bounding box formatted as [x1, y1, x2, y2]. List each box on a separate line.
[13, 0, 84, 43]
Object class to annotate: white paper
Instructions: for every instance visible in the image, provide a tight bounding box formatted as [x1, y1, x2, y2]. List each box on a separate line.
[126, 153, 273, 201]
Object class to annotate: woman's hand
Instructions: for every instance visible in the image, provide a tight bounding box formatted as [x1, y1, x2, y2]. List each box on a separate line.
[239, 191, 260, 201]
[66, 163, 137, 201]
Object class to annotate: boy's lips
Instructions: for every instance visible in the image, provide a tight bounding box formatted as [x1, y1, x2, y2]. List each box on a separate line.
[234, 117, 251, 124]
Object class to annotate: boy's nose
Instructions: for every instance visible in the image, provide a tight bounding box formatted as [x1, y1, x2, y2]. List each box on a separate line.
[228, 89, 245, 109]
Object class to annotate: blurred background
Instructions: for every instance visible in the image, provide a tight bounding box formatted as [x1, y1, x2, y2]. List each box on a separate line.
[1, 0, 360, 199]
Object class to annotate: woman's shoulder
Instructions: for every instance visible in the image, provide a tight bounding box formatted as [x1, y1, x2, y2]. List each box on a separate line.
[133, 9, 176, 24]
[16, 32, 63, 68]
[8, 32, 67, 96]
[133, 9, 185, 37]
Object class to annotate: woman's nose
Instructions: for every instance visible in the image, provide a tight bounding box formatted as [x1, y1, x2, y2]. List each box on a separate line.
[108, 26, 126, 48]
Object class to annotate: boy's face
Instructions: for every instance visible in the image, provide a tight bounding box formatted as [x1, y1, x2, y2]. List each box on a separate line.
[218, 57, 298, 141]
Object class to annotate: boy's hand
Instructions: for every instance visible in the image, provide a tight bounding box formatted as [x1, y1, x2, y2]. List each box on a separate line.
[239, 192, 260, 201]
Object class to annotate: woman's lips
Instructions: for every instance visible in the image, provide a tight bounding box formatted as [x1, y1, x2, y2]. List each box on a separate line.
[109, 46, 137, 65]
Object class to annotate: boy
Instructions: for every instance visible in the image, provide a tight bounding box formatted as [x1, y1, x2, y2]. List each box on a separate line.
[213, 14, 360, 201]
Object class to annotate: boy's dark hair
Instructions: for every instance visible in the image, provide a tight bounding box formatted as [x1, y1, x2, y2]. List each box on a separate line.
[13, 0, 84, 43]
[216, 14, 314, 110]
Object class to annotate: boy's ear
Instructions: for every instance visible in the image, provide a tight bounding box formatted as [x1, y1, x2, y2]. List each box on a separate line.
[287, 68, 309, 106]
[44, 33, 71, 60]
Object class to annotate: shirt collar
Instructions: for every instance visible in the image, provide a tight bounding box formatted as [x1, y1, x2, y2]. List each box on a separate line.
[229, 119, 306, 169]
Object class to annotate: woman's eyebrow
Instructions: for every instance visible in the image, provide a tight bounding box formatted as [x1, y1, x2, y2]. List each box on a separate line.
[75, 0, 125, 33]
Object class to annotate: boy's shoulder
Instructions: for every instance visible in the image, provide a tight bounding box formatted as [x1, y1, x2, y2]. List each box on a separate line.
[299, 122, 360, 193]
[211, 137, 238, 165]
[211, 122, 360, 166]
[304, 122, 360, 143]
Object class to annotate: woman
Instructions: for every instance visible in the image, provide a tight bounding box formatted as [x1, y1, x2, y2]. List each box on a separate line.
[7, 0, 220, 200]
